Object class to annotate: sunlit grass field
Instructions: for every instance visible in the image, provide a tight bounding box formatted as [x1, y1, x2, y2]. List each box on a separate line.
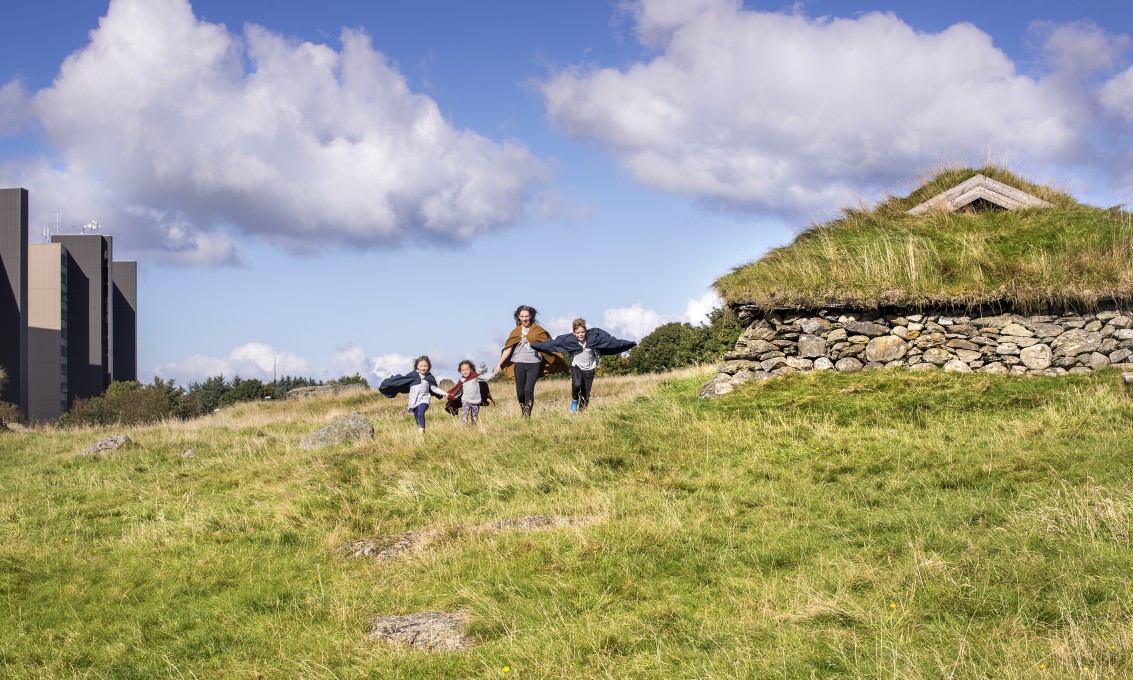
[2, 368, 1132, 678]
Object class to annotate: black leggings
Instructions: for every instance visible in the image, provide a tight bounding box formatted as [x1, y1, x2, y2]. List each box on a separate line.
[571, 366, 595, 408]
[513, 362, 541, 405]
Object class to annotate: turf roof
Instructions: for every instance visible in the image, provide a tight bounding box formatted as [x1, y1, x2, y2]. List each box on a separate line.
[714, 166, 1133, 313]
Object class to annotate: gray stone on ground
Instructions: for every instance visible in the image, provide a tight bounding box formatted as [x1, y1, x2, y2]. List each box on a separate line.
[1123, 371, 1133, 386]
[834, 357, 862, 373]
[345, 530, 438, 562]
[488, 515, 597, 531]
[298, 413, 374, 449]
[287, 384, 369, 400]
[367, 612, 472, 651]
[80, 434, 131, 456]
[699, 375, 735, 399]
[180, 449, 197, 458]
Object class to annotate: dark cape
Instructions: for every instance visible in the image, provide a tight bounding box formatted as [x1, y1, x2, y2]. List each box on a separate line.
[531, 327, 637, 357]
[378, 371, 439, 399]
[444, 372, 494, 415]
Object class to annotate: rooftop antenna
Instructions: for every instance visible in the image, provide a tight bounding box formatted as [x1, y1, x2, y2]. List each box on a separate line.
[82, 220, 100, 234]
[43, 211, 62, 242]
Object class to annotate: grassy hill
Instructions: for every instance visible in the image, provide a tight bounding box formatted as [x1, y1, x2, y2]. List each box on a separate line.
[715, 166, 1133, 312]
[2, 369, 1132, 677]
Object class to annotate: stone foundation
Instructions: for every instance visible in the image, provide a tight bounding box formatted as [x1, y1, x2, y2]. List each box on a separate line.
[701, 309, 1133, 397]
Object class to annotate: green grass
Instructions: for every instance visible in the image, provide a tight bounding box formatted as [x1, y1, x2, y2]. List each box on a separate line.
[715, 165, 1133, 311]
[2, 369, 1133, 677]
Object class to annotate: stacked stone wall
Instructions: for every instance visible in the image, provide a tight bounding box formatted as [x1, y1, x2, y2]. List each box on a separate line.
[701, 308, 1133, 397]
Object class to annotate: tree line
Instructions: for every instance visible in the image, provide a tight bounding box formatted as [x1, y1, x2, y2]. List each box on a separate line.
[54, 374, 369, 427]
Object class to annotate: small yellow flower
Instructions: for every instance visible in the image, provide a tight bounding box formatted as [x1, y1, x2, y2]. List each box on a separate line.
[502, 667, 510, 674]
[1039, 663, 1045, 669]
[889, 603, 896, 609]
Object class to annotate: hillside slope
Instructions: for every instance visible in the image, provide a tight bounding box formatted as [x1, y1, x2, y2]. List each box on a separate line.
[1, 369, 1132, 677]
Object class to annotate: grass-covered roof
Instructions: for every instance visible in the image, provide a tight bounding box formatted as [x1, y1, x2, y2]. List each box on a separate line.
[715, 166, 1133, 312]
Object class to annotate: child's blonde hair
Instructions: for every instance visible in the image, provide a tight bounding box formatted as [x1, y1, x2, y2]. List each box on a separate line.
[572, 318, 587, 331]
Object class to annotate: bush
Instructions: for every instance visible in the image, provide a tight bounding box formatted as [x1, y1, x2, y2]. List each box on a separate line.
[624, 307, 744, 374]
[58, 380, 197, 427]
[0, 401, 25, 429]
[328, 373, 370, 388]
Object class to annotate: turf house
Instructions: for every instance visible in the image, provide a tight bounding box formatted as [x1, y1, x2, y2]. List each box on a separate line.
[701, 167, 1133, 397]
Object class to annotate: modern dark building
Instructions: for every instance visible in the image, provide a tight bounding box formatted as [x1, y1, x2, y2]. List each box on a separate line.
[112, 260, 137, 383]
[0, 188, 29, 412]
[1, 187, 138, 419]
[51, 234, 114, 404]
[28, 243, 68, 420]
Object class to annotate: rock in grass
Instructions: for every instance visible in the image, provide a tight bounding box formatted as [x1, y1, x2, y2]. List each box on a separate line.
[79, 434, 131, 456]
[367, 612, 472, 651]
[488, 515, 597, 531]
[698, 375, 735, 399]
[287, 384, 369, 400]
[345, 530, 437, 562]
[1123, 371, 1133, 386]
[180, 449, 197, 458]
[298, 413, 374, 449]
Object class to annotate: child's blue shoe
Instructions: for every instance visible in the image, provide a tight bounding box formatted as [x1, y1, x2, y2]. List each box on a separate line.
[570, 400, 578, 413]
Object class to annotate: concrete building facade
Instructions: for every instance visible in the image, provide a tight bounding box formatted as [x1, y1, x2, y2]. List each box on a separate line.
[28, 243, 69, 420]
[51, 234, 114, 404]
[0, 188, 29, 412]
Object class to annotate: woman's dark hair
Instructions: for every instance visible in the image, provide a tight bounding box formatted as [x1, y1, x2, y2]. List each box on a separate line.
[458, 359, 475, 371]
[513, 305, 538, 324]
[413, 355, 432, 371]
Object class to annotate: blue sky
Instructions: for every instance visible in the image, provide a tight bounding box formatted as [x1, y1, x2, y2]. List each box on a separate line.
[2, 0, 1131, 384]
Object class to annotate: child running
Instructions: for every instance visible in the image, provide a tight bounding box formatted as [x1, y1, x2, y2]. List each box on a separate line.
[377, 355, 448, 433]
[532, 318, 636, 412]
[445, 360, 497, 426]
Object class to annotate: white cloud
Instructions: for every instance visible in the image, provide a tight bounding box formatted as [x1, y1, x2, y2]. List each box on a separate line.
[2, 0, 549, 264]
[1101, 66, 1133, 124]
[370, 353, 416, 380]
[684, 291, 722, 325]
[602, 303, 670, 341]
[329, 346, 371, 379]
[543, 314, 577, 337]
[542, 0, 1128, 218]
[0, 80, 31, 135]
[155, 342, 313, 384]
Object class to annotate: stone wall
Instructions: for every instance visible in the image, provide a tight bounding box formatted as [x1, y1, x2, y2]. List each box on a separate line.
[700, 308, 1133, 397]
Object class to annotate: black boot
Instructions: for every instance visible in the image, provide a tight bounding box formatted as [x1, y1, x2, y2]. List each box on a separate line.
[521, 400, 533, 418]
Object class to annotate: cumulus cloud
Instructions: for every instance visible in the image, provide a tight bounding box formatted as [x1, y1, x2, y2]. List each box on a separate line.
[1, 0, 549, 264]
[370, 352, 416, 380]
[541, 0, 1131, 218]
[602, 304, 669, 341]
[155, 342, 314, 384]
[601, 293, 722, 340]
[0, 80, 31, 135]
[684, 291, 722, 326]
